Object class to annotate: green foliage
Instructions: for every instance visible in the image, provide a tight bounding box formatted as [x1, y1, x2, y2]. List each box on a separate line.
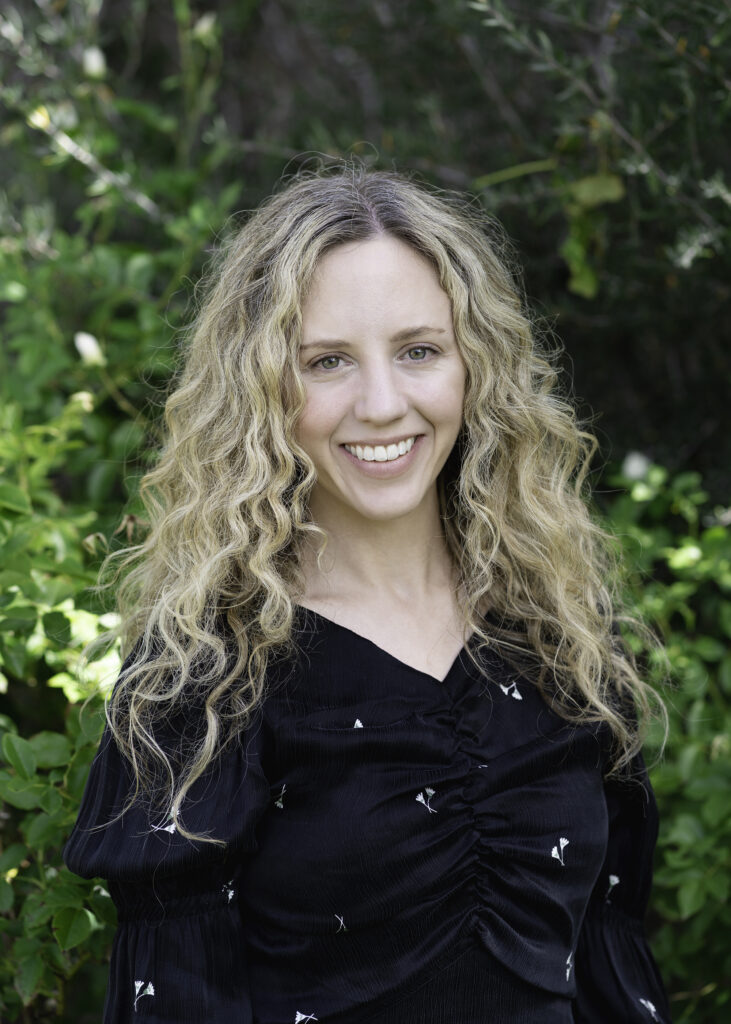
[602, 460, 731, 1023]
[0, 0, 728, 1020]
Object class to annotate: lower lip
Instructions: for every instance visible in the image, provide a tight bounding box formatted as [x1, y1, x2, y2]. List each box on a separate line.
[339, 436, 424, 476]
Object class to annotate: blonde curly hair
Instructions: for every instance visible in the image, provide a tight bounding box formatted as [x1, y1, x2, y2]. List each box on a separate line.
[102, 164, 662, 841]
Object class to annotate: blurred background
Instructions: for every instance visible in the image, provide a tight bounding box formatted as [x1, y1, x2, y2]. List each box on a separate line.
[0, 1, 729, 1020]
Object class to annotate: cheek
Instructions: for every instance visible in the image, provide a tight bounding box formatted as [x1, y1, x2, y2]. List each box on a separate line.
[295, 391, 336, 451]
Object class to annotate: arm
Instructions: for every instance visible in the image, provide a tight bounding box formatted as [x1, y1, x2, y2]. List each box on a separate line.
[573, 753, 672, 1023]
[64, 718, 270, 1023]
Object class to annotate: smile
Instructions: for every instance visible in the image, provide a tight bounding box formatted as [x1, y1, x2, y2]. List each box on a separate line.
[343, 436, 417, 463]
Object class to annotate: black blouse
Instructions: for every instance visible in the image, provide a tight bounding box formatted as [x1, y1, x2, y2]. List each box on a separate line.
[64, 609, 671, 1023]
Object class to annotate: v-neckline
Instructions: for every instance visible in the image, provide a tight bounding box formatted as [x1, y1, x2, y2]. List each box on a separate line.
[295, 604, 474, 685]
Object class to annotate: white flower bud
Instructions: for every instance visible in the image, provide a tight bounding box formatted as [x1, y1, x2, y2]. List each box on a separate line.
[74, 331, 106, 367]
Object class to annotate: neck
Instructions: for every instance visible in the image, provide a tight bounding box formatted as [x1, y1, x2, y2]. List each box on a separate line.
[299, 492, 455, 607]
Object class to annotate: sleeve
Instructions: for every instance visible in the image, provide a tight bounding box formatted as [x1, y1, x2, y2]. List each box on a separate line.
[63, 704, 271, 1024]
[572, 752, 672, 1023]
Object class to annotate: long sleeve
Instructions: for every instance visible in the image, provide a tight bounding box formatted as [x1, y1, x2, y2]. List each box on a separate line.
[63, 708, 270, 1023]
[572, 753, 672, 1023]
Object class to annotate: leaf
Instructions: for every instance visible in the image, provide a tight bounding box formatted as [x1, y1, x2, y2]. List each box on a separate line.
[15, 949, 44, 1004]
[0, 484, 31, 515]
[23, 810, 66, 849]
[0, 605, 37, 634]
[2, 733, 37, 779]
[42, 610, 72, 647]
[0, 879, 13, 912]
[678, 876, 706, 919]
[567, 173, 625, 209]
[692, 636, 726, 662]
[0, 774, 45, 809]
[53, 906, 97, 950]
[39, 786, 63, 814]
[0, 842, 28, 873]
[65, 745, 96, 801]
[29, 730, 71, 768]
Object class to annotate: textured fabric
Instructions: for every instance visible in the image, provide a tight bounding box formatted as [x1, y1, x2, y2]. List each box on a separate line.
[64, 609, 672, 1023]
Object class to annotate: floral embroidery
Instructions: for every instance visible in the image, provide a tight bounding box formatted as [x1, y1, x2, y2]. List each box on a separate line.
[294, 1013, 318, 1023]
[499, 680, 522, 701]
[274, 784, 286, 809]
[605, 874, 620, 901]
[638, 997, 661, 1021]
[134, 980, 155, 1012]
[222, 879, 235, 903]
[335, 913, 347, 932]
[551, 837, 569, 866]
[353, 719, 363, 728]
[415, 787, 437, 814]
[565, 951, 573, 981]
[150, 817, 176, 834]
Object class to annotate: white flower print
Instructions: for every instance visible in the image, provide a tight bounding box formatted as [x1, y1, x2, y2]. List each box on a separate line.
[551, 837, 569, 866]
[134, 980, 155, 1012]
[294, 1013, 319, 1023]
[605, 874, 620, 901]
[638, 997, 661, 1021]
[222, 879, 235, 903]
[150, 816, 176, 834]
[565, 951, 573, 981]
[415, 787, 437, 814]
[353, 718, 363, 728]
[334, 913, 347, 932]
[274, 783, 287, 809]
[499, 680, 523, 701]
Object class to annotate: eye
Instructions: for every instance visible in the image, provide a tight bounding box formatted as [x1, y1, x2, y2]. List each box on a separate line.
[312, 354, 342, 371]
[406, 345, 434, 361]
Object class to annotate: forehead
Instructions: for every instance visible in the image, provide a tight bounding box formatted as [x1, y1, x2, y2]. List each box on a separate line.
[301, 235, 452, 336]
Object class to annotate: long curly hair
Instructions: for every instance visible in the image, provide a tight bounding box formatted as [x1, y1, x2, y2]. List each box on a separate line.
[102, 164, 663, 841]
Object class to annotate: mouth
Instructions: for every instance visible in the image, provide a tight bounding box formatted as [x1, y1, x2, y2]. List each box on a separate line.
[342, 436, 417, 463]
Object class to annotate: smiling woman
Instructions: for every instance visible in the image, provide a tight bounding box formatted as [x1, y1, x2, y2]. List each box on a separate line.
[64, 165, 671, 1023]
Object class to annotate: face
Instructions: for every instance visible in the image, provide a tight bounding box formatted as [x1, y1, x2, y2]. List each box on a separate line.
[296, 234, 466, 530]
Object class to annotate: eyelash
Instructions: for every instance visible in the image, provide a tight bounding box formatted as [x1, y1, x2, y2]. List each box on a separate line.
[309, 345, 438, 372]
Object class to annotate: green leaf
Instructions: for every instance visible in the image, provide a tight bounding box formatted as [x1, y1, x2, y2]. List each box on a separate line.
[0, 774, 45, 809]
[39, 786, 63, 814]
[0, 878, 13, 912]
[42, 610, 72, 646]
[678, 876, 707, 919]
[0, 484, 31, 515]
[23, 810, 66, 849]
[2, 733, 37, 779]
[29, 730, 71, 768]
[567, 173, 625, 208]
[0, 604, 37, 633]
[692, 636, 726, 662]
[13, 941, 44, 1003]
[65, 745, 96, 801]
[0, 842, 28, 873]
[53, 906, 97, 950]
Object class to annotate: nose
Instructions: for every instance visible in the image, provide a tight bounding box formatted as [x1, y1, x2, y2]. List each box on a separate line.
[353, 359, 410, 424]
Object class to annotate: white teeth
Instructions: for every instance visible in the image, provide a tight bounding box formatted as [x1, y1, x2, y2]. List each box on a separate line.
[344, 437, 416, 462]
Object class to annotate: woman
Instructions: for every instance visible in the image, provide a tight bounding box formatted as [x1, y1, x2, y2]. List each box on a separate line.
[65, 166, 671, 1023]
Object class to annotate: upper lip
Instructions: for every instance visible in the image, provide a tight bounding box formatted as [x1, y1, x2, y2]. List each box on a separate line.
[341, 434, 421, 447]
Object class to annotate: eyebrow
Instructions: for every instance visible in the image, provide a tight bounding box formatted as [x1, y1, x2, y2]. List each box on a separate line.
[300, 325, 447, 352]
